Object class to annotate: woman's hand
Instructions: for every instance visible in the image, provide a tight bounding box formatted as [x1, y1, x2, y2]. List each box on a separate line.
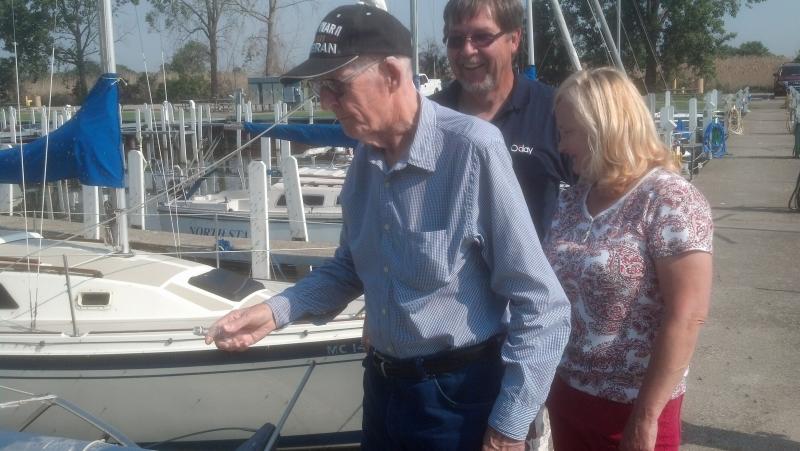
[204, 303, 277, 351]
[619, 413, 658, 451]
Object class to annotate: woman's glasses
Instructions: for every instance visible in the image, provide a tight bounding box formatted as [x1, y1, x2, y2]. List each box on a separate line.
[444, 31, 506, 50]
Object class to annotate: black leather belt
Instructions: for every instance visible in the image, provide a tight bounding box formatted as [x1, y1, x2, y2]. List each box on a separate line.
[371, 335, 504, 379]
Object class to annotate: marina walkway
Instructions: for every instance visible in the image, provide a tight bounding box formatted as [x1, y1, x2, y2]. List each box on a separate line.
[682, 98, 800, 450]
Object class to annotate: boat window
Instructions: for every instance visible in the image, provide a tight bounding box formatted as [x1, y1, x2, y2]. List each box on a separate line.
[188, 268, 265, 302]
[80, 292, 110, 307]
[275, 195, 325, 206]
[0, 284, 19, 309]
[303, 195, 325, 206]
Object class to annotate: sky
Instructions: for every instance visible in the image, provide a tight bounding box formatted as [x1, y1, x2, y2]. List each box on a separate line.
[107, 0, 800, 72]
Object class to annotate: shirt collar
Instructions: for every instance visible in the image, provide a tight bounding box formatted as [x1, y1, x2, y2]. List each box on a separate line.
[365, 95, 439, 174]
[493, 74, 527, 121]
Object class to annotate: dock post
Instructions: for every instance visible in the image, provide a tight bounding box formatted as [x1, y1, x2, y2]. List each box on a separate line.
[0, 108, 6, 129]
[189, 100, 199, 164]
[9, 108, 17, 144]
[647, 93, 656, 116]
[236, 91, 245, 190]
[82, 185, 101, 240]
[249, 160, 271, 280]
[281, 150, 309, 242]
[178, 108, 188, 163]
[128, 149, 146, 230]
[0, 184, 12, 216]
[306, 98, 314, 124]
[689, 98, 698, 136]
[664, 90, 671, 110]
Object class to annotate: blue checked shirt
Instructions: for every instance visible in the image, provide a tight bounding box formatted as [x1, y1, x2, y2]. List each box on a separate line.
[266, 96, 571, 440]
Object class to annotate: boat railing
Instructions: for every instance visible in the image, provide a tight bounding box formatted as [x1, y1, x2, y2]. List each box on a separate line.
[0, 387, 138, 447]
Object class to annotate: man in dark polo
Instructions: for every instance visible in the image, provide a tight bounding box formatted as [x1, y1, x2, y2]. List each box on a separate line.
[431, 0, 574, 242]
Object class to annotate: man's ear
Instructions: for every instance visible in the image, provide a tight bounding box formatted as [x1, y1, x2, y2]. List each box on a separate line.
[382, 57, 404, 93]
[509, 28, 522, 54]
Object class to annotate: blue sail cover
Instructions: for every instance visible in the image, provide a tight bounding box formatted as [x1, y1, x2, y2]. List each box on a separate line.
[243, 122, 358, 148]
[0, 74, 124, 187]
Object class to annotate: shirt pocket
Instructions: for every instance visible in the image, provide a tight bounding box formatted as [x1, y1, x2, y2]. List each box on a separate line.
[395, 228, 454, 291]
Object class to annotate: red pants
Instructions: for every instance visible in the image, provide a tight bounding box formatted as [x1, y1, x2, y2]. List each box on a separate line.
[546, 376, 683, 451]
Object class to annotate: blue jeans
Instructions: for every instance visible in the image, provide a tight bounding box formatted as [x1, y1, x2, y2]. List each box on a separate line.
[361, 349, 504, 451]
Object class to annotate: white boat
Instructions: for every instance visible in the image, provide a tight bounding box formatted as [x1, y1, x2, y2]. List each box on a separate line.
[156, 166, 346, 244]
[0, 230, 365, 448]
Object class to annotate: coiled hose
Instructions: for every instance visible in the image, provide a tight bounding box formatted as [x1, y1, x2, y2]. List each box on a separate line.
[703, 120, 728, 158]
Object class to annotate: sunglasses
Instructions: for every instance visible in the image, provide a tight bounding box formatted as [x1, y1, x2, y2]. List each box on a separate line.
[309, 59, 382, 99]
[444, 30, 506, 49]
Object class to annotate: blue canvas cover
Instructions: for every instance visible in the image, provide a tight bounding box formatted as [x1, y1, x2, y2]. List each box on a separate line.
[0, 74, 124, 187]
[243, 122, 358, 148]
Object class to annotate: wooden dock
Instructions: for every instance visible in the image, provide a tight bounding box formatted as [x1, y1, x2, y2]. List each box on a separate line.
[0, 215, 336, 268]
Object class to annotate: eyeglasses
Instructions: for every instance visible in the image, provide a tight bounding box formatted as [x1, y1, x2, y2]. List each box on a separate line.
[444, 31, 506, 50]
[309, 59, 382, 99]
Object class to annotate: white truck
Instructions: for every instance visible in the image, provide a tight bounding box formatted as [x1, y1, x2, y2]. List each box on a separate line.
[416, 73, 443, 97]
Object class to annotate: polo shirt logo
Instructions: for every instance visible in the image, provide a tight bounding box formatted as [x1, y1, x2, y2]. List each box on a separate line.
[510, 143, 534, 155]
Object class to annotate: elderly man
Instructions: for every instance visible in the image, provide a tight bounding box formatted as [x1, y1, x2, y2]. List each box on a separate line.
[431, 0, 574, 241]
[206, 4, 569, 450]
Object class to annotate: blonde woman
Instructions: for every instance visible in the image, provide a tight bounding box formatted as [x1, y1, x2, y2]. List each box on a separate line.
[544, 68, 713, 451]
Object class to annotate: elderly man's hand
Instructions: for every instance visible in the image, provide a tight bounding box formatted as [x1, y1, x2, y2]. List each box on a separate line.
[482, 427, 525, 451]
[204, 303, 277, 351]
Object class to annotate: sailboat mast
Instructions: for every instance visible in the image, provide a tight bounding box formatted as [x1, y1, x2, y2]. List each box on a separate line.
[410, 0, 419, 83]
[524, 0, 536, 79]
[587, 0, 624, 71]
[549, 0, 582, 71]
[98, 0, 130, 254]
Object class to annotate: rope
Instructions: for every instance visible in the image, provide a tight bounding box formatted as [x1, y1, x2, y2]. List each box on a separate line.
[703, 120, 727, 158]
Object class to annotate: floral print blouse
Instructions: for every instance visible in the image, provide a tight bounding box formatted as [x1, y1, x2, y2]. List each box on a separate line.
[544, 168, 713, 403]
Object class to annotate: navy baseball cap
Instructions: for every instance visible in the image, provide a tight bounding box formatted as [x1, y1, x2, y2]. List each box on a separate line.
[281, 4, 413, 82]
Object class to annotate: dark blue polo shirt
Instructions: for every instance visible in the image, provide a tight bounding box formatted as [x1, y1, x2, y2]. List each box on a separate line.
[430, 75, 573, 241]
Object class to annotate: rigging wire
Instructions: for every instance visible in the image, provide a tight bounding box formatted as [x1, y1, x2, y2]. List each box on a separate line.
[9, 0, 34, 328]
[133, 1, 183, 254]
[584, 0, 614, 68]
[32, 6, 60, 331]
[621, 19, 647, 93]
[629, 0, 669, 90]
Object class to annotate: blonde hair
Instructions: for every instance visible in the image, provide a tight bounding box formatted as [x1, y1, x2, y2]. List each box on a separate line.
[555, 67, 678, 192]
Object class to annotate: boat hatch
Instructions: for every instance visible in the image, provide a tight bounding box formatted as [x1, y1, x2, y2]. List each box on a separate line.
[188, 268, 265, 302]
[79, 292, 110, 307]
[0, 284, 19, 309]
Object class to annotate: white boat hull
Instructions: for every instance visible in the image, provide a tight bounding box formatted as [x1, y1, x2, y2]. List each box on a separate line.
[156, 206, 343, 245]
[0, 331, 365, 447]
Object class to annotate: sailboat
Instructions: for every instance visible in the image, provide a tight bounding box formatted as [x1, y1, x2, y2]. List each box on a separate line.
[0, 229, 365, 447]
[0, 11, 365, 446]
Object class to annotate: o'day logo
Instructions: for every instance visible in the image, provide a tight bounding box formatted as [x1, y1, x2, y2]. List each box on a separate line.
[311, 22, 344, 55]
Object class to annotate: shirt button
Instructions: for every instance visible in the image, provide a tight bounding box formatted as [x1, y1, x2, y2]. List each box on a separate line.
[383, 224, 390, 231]
[388, 345, 394, 353]
[382, 308, 387, 315]
[384, 181, 390, 188]
[383, 266, 389, 273]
